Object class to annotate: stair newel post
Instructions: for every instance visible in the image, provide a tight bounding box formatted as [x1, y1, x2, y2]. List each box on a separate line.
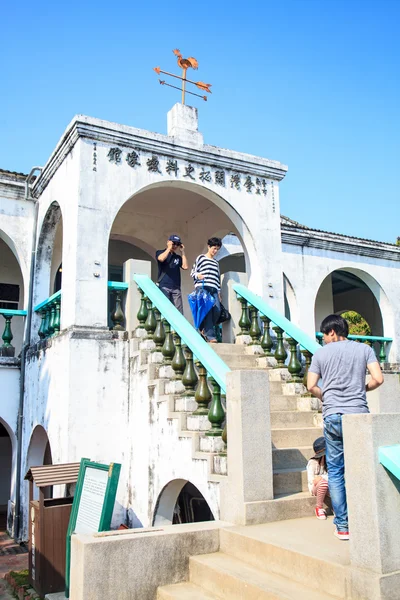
[260, 316, 273, 356]
[136, 290, 148, 327]
[287, 337, 302, 382]
[193, 361, 212, 415]
[38, 310, 46, 339]
[111, 291, 125, 331]
[144, 300, 156, 339]
[206, 378, 225, 436]
[43, 307, 51, 338]
[249, 305, 261, 345]
[1, 315, 13, 348]
[378, 341, 387, 364]
[237, 296, 251, 336]
[181, 346, 198, 395]
[301, 349, 313, 393]
[171, 333, 186, 379]
[272, 326, 287, 368]
[161, 320, 175, 364]
[48, 303, 56, 337]
[152, 309, 165, 349]
[53, 300, 61, 335]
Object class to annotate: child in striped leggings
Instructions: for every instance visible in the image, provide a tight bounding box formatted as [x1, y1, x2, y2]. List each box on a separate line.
[307, 436, 329, 519]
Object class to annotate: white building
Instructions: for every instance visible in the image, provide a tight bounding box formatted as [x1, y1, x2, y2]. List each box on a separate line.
[1, 103, 399, 544]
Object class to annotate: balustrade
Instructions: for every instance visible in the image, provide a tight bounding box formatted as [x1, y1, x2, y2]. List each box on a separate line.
[316, 332, 392, 364]
[0, 309, 27, 357]
[108, 282, 128, 331]
[34, 291, 62, 341]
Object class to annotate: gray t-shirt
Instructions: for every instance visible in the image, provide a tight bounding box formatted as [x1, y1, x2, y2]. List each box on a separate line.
[309, 340, 378, 418]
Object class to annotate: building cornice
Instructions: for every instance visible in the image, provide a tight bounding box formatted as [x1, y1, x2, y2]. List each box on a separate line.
[32, 115, 288, 197]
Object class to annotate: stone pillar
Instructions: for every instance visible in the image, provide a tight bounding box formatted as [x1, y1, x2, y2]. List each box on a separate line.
[123, 259, 152, 333]
[220, 271, 249, 344]
[343, 413, 400, 600]
[220, 370, 273, 525]
[167, 103, 204, 147]
[367, 373, 400, 414]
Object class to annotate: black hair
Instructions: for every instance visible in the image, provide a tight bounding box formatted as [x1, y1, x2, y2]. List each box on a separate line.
[320, 314, 349, 337]
[207, 237, 222, 248]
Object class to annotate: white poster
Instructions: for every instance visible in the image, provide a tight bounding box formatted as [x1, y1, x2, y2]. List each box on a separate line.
[74, 467, 108, 535]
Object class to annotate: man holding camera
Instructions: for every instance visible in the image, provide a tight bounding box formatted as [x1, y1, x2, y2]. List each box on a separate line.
[156, 234, 188, 314]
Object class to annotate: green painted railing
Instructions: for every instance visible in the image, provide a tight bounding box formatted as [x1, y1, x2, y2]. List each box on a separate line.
[0, 309, 27, 357]
[379, 445, 400, 481]
[108, 281, 128, 331]
[316, 332, 392, 364]
[34, 290, 61, 340]
[233, 283, 320, 383]
[133, 274, 230, 439]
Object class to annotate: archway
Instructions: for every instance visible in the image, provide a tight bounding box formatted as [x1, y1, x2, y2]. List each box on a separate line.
[283, 274, 299, 324]
[0, 234, 25, 355]
[34, 202, 63, 305]
[26, 426, 52, 500]
[153, 479, 214, 526]
[0, 421, 13, 530]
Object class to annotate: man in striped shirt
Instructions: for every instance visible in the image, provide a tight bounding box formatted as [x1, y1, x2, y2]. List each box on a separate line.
[190, 237, 222, 342]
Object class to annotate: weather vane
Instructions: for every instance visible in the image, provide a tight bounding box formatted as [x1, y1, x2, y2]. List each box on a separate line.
[154, 49, 212, 105]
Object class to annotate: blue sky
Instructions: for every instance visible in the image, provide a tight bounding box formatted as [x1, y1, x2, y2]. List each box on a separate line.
[1, 0, 399, 243]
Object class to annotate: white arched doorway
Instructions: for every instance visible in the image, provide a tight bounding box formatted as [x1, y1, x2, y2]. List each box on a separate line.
[26, 425, 52, 500]
[153, 478, 214, 526]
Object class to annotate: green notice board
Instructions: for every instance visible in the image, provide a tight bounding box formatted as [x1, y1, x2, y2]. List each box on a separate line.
[65, 458, 121, 598]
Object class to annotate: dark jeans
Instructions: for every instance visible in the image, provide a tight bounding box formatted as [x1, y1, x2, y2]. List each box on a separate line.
[159, 286, 183, 314]
[200, 290, 221, 341]
[324, 413, 348, 531]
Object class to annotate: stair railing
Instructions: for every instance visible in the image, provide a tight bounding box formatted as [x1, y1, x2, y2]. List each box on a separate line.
[316, 332, 392, 364]
[133, 274, 230, 438]
[34, 290, 62, 340]
[0, 309, 27, 357]
[233, 283, 320, 383]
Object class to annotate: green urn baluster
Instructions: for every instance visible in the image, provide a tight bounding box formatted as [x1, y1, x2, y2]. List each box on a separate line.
[144, 300, 156, 339]
[260, 316, 273, 356]
[53, 300, 61, 335]
[249, 305, 261, 345]
[43, 307, 51, 338]
[301, 349, 313, 393]
[194, 361, 211, 415]
[161, 321, 175, 364]
[237, 296, 251, 335]
[171, 333, 186, 379]
[206, 378, 225, 436]
[137, 290, 148, 327]
[111, 291, 125, 331]
[317, 335, 323, 346]
[153, 309, 165, 349]
[287, 337, 302, 381]
[379, 341, 386, 364]
[38, 310, 46, 339]
[273, 326, 287, 368]
[48, 303, 56, 337]
[182, 346, 198, 394]
[1, 315, 13, 347]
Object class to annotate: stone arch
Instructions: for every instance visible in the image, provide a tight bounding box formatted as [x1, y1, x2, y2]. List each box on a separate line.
[0, 231, 26, 354]
[34, 202, 63, 305]
[26, 425, 52, 500]
[283, 273, 299, 324]
[0, 418, 16, 530]
[152, 478, 215, 526]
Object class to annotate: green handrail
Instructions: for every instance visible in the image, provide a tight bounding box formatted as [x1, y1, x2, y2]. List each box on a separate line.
[34, 289, 61, 312]
[233, 283, 320, 355]
[379, 445, 400, 481]
[0, 309, 27, 317]
[133, 274, 230, 392]
[316, 332, 392, 343]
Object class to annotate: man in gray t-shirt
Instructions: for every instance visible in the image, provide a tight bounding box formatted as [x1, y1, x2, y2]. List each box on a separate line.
[307, 314, 383, 541]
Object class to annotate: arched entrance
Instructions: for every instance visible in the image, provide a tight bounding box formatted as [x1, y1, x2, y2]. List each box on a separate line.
[34, 202, 63, 304]
[0, 421, 13, 530]
[26, 426, 52, 500]
[153, 479, 214, 526]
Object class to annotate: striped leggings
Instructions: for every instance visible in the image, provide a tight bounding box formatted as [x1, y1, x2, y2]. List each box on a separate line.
[312, 479, 329, 508]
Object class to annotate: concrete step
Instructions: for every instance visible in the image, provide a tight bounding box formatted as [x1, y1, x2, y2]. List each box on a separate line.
[259, 491, 323, 522]
[272, 446, 314, 470]
[271, 426, 322, 448]
[270, 396, 300, 411]
[219, 355, 260, 369]
[270, 410, 320, 428]
[269, 381, 285, 394]
[210, 343, 247, 355]
[190, 551, 341, 600]
[219, 518, 350, 599]
[273, 467, 308, 494]
[157, 582, 218, 599]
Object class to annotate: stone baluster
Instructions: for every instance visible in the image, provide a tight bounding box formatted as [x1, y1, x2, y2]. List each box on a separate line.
[237, 297, 251, 336]
[287, 337, 302, 382]
[249, 305, 261, 345]
[144, 300, 156, 339]
[161, 320, 175, 364]
[273, 326, 287, 368]
[317, 335, 323, 346]
[206, 378, 225, 436]
[48, 303, 56, 337]
[171, 333, 186, 379]
[43, 307, 51, 338]
[38, 310, 46, 339]
[260, 316, 274, 356]
[53, 300, 61, 335]
[378, 341, 387, 364]
[136, 290, 148, 328]
[1, 315, 13, 348]
[301, 349, 313, 390]
[152, 309, 165, 349]
[111, 291, 125, 331]
[181, 347, 198, 395]
[194, 361, 211, 415]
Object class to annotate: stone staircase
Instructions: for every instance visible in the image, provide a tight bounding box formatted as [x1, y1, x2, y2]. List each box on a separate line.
[157, 517, 350, 599]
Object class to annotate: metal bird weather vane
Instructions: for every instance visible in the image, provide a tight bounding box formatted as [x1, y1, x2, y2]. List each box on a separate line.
[154, 49, 212, 104]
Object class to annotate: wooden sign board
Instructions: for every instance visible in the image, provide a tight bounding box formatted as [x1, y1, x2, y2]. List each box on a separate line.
[65, 458, 121, 598]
